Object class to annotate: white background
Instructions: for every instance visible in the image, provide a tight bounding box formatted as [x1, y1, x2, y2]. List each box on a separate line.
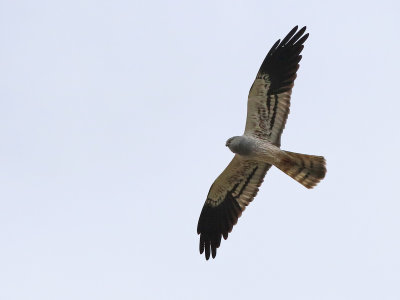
[1, 0, 400, 299]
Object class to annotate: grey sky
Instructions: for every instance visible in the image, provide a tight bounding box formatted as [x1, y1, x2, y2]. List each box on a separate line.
[1, 0, 400, 299]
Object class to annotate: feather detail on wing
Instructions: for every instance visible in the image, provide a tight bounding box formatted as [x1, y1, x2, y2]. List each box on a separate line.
[245, 26, 309, 146]
[197, 156, 271, 260]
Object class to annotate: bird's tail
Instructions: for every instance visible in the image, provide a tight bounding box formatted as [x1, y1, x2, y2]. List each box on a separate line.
[275, 150, 326, 189]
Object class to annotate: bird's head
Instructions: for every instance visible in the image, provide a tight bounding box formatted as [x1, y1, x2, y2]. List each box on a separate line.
[225, 136, 239, 148]
[226, 136, 253, 156]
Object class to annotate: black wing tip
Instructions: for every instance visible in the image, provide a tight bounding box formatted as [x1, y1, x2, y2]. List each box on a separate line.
[262, 25, 309, 66]
[197, 164, 264, 260]
[291, 25, 307, 33]
[279, 25, 308, 47]
[287, 25, 299, 37]
[299, 25, 306, 31]
[198, 232, 219, 260]
[197, 195, 243, 260]
[256, 25, 309, 93]
[282, 25, 308, 45]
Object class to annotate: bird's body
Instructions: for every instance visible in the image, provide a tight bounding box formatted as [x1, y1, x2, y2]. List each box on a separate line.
[226, 135, 281, 164]
[197, 26, 327, 260]
[227, 135, 326, 189]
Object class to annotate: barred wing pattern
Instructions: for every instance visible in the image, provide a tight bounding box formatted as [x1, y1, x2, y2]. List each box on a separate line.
[245, 26, 308, 146]
[197, 156, 271, 260]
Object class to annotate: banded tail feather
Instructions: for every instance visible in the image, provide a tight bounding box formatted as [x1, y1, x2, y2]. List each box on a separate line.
[275, 151, 326, 189]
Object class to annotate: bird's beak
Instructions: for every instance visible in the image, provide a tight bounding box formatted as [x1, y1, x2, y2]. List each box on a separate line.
[225, 141, 229, 147]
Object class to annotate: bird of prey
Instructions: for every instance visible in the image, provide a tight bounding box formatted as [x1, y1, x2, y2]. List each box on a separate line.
[197, 26, 326, 260]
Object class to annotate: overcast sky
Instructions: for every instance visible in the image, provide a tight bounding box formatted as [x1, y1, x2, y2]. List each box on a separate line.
[1, 0, 400, 299]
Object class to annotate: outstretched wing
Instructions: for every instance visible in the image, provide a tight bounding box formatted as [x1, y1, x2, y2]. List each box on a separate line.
[197, 156, 271, 260]
[245, 26, 309, 146]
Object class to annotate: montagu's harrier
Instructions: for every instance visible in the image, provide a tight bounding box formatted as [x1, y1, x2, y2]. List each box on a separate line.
[197, 26, 326, 260]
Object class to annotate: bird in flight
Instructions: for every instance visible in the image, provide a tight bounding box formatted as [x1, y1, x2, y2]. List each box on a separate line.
[197, 26, 326, 260]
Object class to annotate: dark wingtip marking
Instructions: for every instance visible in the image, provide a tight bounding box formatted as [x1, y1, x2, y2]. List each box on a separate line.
[205, 239, 211, 260]
[197, 165, 263, 260]
[286, 26, 307, 46]
[295, 33, 309, 46]
[256, 26, 308, 95]
[211, 246, 217, 259]
[281, 26, 298, 45]
[199, 236, 204, 254]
